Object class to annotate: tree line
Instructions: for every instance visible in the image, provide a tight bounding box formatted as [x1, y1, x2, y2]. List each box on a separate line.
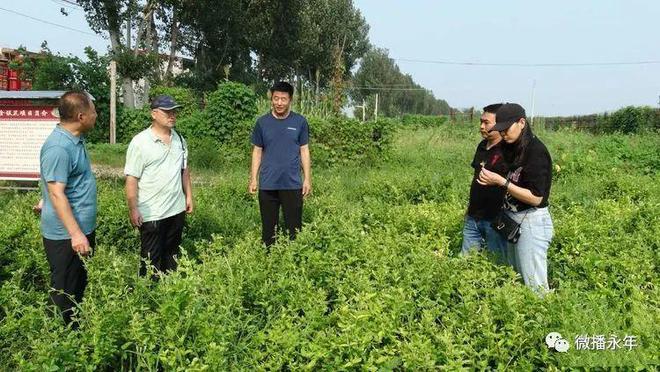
[14, 0, 453, 118]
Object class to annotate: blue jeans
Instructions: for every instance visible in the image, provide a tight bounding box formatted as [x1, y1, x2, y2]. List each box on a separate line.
[505, 207, 554, 294]
[461, 215, 508, 261]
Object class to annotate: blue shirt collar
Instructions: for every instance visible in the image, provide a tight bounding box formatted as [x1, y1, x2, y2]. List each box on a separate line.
[55, 124, 83, 145]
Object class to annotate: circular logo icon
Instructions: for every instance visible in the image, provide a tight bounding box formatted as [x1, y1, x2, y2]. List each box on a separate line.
[554, 339, 570, 353]
[545, 332, 563, 348]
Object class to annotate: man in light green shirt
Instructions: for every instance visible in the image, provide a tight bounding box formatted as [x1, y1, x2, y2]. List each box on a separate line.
[124, 95, 193, 277]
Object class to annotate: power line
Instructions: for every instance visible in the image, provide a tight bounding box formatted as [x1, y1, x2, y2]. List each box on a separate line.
[395, 57, 660, 67]
[350, 85, 429, 88]
[351, 83, 419, 87]
[348, 87, 431, 91]
[59, 0, 83, 7]
[0, 6, 100, 38]
[51, 0, 82, 12]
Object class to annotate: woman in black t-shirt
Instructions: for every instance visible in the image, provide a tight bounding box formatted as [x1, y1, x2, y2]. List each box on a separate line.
[477, 103, 553, 294]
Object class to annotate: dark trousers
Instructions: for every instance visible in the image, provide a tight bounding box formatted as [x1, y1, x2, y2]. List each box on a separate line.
[258, 189, 303, 247]
[43, 231, 96, 326]
[139, 211, 185, 277]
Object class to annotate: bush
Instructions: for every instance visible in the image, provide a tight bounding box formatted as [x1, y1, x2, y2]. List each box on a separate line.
[203, 82, 258, 144]
[116, 108, 151, 144]
[309, 117, 396, 166]
[174, 110, 213, 141]
[536, 106, 660, 134]
[186, 137, 224, 169]
[182, 115, 396, 169]
[116, 83, 396, 168]
[185, 125, 253, 170]
[116, 86, 200, 144]
[401, 114, 448, 128]
[605, 106, 659, 134]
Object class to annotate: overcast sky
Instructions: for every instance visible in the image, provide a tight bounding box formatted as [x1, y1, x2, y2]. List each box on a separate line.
[1, 0, 659, 115]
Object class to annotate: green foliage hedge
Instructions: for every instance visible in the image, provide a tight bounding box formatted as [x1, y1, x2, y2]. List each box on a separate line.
[309, 117, 396, 167]
[116, 85, 201, 144]
[201, 82, 258, 144]
[116, 107, 151, 144]
[181, 116, 397, 169]
[116, 82, 396, 168]
[540, 106, 660, 134]
[401, 114, 448, 128]
[605, 106, 659, 134]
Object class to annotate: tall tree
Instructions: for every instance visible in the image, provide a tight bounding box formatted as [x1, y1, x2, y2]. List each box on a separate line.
[74, 0, 371, 108]
[174, 0, 256, 91]
[297, 0, 369, 97]
[248, 0, 307, 82]
[76, 0, 159, 108]
[352, 47, 451, 118]
[158, 0, 183, 83]
[173, 0, 368, 95]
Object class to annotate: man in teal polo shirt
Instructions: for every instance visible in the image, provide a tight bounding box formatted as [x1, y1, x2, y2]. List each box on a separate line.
[125, 95, 193, 277]
[40, 91, 97, 327]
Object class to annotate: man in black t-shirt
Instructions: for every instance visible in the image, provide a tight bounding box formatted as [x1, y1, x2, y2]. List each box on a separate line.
[461, 103, 509, 258]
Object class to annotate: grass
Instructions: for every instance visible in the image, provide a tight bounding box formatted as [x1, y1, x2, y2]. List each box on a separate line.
[87, 143, 128, 169]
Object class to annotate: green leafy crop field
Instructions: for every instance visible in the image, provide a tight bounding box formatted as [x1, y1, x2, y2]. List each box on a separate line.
[1, 124, 658, 370]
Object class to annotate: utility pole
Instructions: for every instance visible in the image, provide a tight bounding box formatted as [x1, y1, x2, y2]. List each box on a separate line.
[530, 79, 536, 126]
[354, 99, 366, 121]
[374, 93, 379, 121]
[110, 60, 117, 144]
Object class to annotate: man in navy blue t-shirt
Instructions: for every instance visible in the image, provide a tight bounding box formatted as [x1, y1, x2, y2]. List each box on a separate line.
[249, 81, 312, 247]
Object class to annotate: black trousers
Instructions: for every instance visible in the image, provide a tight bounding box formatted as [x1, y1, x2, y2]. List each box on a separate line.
[43, 231, 96, 326]
[139, 211, 185, 277]
[258, 189, 303, 247]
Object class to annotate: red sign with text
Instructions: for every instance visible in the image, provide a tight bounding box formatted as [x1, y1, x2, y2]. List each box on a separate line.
[0, 104, 59, 181]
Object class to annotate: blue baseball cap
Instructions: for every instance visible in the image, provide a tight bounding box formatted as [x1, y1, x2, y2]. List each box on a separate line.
[150, 95, 182, 110]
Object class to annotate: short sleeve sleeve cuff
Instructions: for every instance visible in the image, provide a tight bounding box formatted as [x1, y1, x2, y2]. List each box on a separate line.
[124, 140, 144, 178]
[299, 118, 310, 146]
[41, 146, 71, 184]
[251, 121, 264, 147]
